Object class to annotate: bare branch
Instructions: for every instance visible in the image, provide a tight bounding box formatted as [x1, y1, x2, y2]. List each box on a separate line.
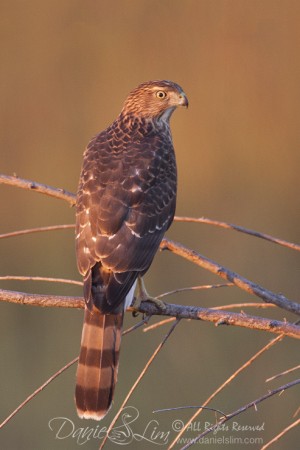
[0, 276, 82, 286]
[0, 356, 79, 430]
[161, 238, 300, 315]
[122, 315, 152, 335]
[174, 216, 300, 252]
[138, 301, 300, 339]
[1, 173, 299, 254]
[143, 303, 276, 332]
[1, 174, 299, 314]
[0, 288, 84, 309]
[168, 333, 285, 448]
[0, 317, 152, 430]
[0, 224, 74, 239]
[180, 378, 300, 450]
[212, 302, 276, 310]
[1, 173, 299, 447]
[266, 364, 300, 382]
[0, 173, 75, 205]
[100, 319, 180, 449]
[143, 317, 176, 332]
[261, 418, 300, 450]
[1, 288, 299, 338]
[156, 283, 234, 299]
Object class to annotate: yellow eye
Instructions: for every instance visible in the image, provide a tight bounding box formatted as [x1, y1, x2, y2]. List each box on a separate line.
[156, 90, 167, 99]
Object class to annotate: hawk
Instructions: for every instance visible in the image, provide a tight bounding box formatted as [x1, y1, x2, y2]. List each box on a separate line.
[75, 80, 188, 420]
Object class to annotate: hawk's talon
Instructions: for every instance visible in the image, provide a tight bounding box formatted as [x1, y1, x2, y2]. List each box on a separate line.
[132, 296, 166, 312]
[132, 278, 166, 312]
[145, 296, 166, 311]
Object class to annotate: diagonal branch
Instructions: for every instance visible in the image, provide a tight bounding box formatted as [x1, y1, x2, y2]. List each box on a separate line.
[161, 238, 300, 315]
[261, 418, 300, 450]
[100, 319, 180, 449]
[0, 356, 79, 430]
[174, 216, 300, 252]
[168, 333, 285, 448]
[0, 316, 150, 430]
[179, 378, 300, 450]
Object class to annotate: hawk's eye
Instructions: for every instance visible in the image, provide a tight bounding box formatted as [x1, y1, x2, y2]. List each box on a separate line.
[156, 90, 167, 99]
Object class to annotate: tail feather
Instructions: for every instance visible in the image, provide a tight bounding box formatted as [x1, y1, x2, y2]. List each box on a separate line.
[75, 307, 123, 420]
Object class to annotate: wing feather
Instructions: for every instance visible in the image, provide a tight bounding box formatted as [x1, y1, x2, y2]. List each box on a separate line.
[76, 119, 176, 311]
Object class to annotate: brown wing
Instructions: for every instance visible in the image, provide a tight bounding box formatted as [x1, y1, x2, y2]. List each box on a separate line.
[75, 121, 176, 311]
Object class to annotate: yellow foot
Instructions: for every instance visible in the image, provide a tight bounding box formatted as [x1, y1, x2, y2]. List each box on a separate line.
[132, 277, 166, 313]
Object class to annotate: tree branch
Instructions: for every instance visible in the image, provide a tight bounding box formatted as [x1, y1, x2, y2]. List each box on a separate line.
[1, 173, 299, 253]
[137, 300, 300, 339]
[174, 216, 300, 252]
[161, 238, 300, 315]
[0, 357, 79, 430]
[180, 378, 300, 450]
[0, 316, 150, 430]
[0, 288, 84, 309]
[261, 418, 300, 450]
[0, 174, 75, 205]
[0, 276, 82, 286]
[100, 319, 180, 449]
[168, 332, 285, 449]
[1, 288, 299, 339]
[0, 224, 75, 240]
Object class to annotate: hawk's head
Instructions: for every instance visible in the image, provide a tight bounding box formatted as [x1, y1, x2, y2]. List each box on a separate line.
[122, 80, 188, 122]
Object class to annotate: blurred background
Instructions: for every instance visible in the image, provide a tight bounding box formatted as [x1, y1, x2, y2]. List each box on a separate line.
[0, 1, 299, 449]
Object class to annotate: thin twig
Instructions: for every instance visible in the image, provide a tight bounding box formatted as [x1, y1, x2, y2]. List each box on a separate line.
[154, 405, 226, 416]
[0, 357, 79, 429]
[161, 238, 300, 315]
[174, 216, 300, 252]
[1, 174, 298, 253]
[168, 333, 285, 448]
[212, 302, 276, 310]
[179, 379, 300, 450]
[100, 319, 180, 449]
[0, 276, 82, 286]
[0, 316, 150, 429]
[143, 318, 176, 332]
[156, 283, 234, 299]
[0, 173, 75, 205]
[293, 406, 300, 417]
[266, 364, 300, 382]
[1, 288, 299, 338]
[261, 418, 300, 450]
[0, 224, 75, 239]
[122, 315, 152, 335]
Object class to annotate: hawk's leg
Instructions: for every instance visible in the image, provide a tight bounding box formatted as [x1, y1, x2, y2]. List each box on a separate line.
[132, 276, 166, 312]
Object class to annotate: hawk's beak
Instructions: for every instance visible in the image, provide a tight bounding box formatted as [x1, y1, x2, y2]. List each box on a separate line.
[178, 92, 189, 108]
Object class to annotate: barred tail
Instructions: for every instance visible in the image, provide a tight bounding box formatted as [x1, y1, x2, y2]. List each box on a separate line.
[75, 308, 123, 420]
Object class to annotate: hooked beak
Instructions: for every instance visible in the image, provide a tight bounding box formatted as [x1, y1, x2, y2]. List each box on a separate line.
[178, 92, 189, 108]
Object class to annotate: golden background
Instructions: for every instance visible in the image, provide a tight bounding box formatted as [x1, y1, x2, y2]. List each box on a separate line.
[0, 1, 299, 449]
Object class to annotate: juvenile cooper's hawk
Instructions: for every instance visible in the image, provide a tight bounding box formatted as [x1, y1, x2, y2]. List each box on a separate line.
[75, 80, 188, 420]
